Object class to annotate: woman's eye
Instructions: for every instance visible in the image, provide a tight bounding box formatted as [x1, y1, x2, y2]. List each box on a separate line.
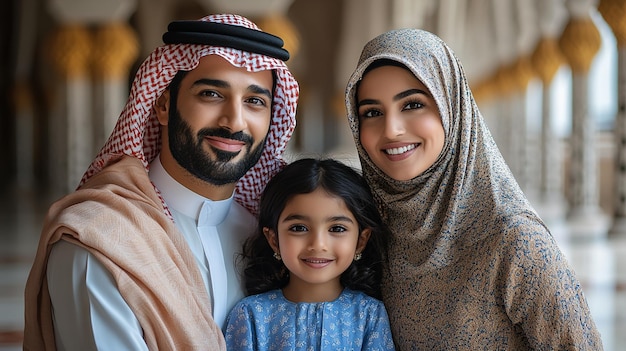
[359, 109, 382, 119]
[403, 101, 424, 110]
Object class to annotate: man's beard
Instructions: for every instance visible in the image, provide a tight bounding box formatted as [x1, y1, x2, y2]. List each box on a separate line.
[167, 109, 266, 186]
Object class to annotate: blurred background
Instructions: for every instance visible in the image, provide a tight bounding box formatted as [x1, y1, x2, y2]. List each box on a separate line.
[1, 0, 625, 349]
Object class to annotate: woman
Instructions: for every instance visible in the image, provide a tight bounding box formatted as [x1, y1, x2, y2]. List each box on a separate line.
[345, 28, 602, 350]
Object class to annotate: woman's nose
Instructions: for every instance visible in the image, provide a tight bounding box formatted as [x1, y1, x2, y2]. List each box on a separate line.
[384, 112, 405, 138]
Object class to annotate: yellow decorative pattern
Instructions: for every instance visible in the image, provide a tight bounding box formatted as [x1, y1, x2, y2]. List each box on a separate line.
[558, 17, 602, 73]
[531, 37, 564, 83]
[495, 65, 515, 97]
[92, 22, 139, 80]
[47, 25, 92, 79]
[257, 14, 300, 59]
[598, 0, 626, 46]
[510, 56, 535, 91]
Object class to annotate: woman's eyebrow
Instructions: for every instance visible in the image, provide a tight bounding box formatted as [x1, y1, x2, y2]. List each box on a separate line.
[394, 88, 428, 101]
[357, 88, 429, 108]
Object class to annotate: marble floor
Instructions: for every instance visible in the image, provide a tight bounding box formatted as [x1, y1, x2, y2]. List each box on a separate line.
[1, 182, 625, 350]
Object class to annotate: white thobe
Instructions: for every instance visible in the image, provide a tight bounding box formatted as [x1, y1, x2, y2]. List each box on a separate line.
[46, 156, 256, 350]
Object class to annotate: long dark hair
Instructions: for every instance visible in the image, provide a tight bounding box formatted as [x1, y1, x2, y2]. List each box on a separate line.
[240, 158, 390, 299]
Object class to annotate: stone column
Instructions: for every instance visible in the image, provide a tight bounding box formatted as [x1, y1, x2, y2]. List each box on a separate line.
[327, 0, 394, 163]
[598, 0, 626, 237]
[510, 0, 538, 195]
[558, 0, 609, 237]
[47, 25, 93, 193]
[46, 0, 138, 192]
[491, 0, 519, 176]
[12, 0, 38, 189]
[91, 22, 139, 152]
[509, 56, 536, 194]
[531, 38, 566, 210]
[530, 0, 569, 218]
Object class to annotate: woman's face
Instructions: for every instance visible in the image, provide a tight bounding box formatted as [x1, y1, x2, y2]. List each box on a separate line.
[357, 65, 445, 181]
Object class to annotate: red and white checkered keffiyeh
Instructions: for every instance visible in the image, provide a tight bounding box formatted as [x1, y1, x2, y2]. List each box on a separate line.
[79, 14, 299, 217]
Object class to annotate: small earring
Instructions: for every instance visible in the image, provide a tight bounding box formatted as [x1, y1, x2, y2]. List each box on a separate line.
[273, 252, 282, 260]
[354, 252, 362, 261]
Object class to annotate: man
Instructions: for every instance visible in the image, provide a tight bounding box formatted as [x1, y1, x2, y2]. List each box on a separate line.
[24, 14, 299, 350]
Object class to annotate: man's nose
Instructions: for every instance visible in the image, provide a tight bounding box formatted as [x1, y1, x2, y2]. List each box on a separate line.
[219, 100, 247, 132]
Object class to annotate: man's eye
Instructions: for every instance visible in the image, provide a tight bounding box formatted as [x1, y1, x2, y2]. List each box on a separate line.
[199, 90, 220, 98]
[246, 97, 267, 106]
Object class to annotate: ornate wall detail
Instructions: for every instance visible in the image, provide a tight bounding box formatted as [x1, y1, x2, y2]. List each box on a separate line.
[531, 37, 564, 84]
[91, 22, 139, 80]
[598, 0, 626, 45]
[558, 17, 602, 73]
[48, 25, 92, 79]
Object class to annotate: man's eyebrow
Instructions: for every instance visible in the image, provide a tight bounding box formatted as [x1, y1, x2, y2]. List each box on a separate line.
[248, 84, 272, 99]
[192, 78, 229, 89]
[192, 79, 272, 99]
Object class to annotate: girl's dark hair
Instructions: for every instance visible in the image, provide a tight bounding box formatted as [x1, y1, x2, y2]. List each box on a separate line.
[240, 158, 391, 299]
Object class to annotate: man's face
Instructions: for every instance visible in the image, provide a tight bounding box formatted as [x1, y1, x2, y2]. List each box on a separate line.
[161, 55, 274, 186]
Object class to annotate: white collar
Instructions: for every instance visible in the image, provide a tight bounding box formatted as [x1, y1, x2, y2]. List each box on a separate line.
[148, 155, 232, 226]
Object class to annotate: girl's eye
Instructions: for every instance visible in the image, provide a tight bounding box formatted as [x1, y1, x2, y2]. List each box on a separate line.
[329, 225, 347, 233]
[288, 224, 308, 232]
[403, 100, 424, 110]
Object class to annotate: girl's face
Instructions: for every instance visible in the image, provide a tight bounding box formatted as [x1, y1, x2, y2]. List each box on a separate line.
[357, 65, 445, 181]
[265, 187, 370, 302]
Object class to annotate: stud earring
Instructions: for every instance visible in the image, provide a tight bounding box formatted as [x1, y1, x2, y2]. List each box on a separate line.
[354, 252, 362, 261]
[273, 252, 282, 260]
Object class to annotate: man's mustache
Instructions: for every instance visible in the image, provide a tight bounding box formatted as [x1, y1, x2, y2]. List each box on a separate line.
[198, 128, 253, 145]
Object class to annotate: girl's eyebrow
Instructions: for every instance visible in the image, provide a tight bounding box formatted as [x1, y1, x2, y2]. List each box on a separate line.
[282, 214, 355, 223]
[357, 88, 429, 108]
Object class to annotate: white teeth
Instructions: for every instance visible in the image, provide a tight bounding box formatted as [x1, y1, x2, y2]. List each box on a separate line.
[306, 259, 329, 263]
[385, 144, 416, 155]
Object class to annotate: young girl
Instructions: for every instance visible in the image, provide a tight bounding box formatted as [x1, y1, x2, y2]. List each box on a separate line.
[224, 158, 395, 351]
[344, 29, 602, 349]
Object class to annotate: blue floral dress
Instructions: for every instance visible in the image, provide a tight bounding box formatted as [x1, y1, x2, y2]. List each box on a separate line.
[224, 289, 395, 350]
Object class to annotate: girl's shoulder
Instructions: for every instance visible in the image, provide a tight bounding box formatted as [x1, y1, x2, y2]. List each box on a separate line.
[340, 289, 385, 308]
[236, 289, 285, 306]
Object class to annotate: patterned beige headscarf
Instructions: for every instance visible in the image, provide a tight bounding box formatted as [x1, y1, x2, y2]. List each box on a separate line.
[81, 13, 299, 216]
[345, 28, 534, 260]
[345, 29, 601, 349]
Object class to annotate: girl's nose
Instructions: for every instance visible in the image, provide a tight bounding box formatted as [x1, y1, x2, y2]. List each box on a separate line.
[308, 231, 328, 251]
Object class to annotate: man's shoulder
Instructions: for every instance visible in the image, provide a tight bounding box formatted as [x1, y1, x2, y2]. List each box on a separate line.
[227, 200, 257, 223]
